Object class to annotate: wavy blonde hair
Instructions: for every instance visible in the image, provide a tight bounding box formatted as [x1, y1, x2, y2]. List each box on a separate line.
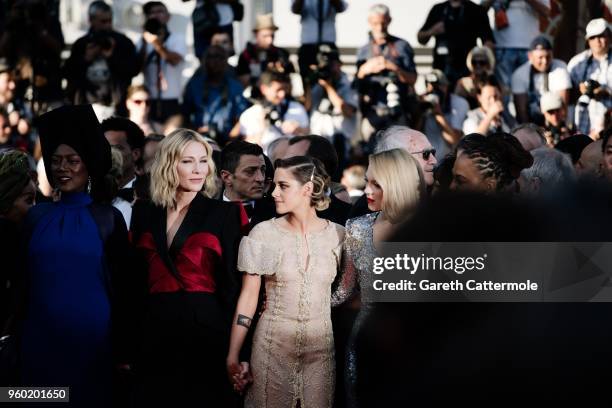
[369, 148, 424, 223]
[150, 129, 218, 209]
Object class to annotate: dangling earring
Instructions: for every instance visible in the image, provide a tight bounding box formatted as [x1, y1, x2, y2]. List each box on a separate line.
[87, 177, 92, 194]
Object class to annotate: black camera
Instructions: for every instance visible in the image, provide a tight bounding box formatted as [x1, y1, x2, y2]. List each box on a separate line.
[578, 79, 601, 106]
[308, 45, 339, 83]
[264, 105, 282, 128]
[583, 79, 601, 98]
[144, 18, 165, 36]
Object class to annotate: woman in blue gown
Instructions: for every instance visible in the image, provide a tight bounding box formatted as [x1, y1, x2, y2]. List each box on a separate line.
[17, 105, 133, 407]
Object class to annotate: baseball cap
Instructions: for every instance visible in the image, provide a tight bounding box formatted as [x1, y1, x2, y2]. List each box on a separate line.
[425, 69, 449, 87]
[530, 35, 553, 51]
[540, 92, 563, 113]
[585, 18, 609, 40]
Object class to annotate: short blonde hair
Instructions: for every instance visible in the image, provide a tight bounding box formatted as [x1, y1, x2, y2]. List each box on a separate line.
[150, 128, 218, 209]
[369, 148, 424, 223]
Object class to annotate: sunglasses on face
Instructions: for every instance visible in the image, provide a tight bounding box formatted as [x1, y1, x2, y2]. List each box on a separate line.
[131, 99, 150, 105]
[472, 60, 489, 66]
[411, 148, 436, 160]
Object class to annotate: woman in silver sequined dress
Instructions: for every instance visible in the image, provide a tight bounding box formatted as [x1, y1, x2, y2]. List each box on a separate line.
[331, 149, 426, 407]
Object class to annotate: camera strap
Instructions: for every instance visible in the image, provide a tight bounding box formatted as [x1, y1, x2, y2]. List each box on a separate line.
[581, 52, 612, 86]
[528, 64, 551, 96]
[202, 77, 230, 127]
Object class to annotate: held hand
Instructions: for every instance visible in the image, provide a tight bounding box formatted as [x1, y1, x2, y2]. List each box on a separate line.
[226, 358, 252, 394]
[579, 82, 588, 95]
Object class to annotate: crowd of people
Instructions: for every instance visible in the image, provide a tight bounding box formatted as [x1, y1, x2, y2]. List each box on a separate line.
[1, 0, 612, 407]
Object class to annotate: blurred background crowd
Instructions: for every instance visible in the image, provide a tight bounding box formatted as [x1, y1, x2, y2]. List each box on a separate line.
[0, 0, 610, 201]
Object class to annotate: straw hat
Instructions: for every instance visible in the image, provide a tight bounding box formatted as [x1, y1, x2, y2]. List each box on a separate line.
[253, 14, 279, 32]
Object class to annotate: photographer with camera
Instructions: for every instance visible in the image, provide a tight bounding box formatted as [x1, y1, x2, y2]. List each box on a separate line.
[511, 35, 571, 125]
[183, 45, 249, 144]
[356, 4, 417, 144]
[236, 14, 294, 98]
[239, 70, 309, 151]
[137, 1, 186, 124]
[305, 45, 357, 166]
[463, 75, 515, 136]
[567, 18, 612, 139]
[421, 69, 469, 160]
[539, 92, 573, 145]
[417, 0, 494, 89]
[64, 1, 138, 119]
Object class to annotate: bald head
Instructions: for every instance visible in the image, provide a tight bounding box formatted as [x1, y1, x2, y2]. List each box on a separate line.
[513, 124, 547, 151]
[374, 126, 437, 186]
[576, 140, 603, 177]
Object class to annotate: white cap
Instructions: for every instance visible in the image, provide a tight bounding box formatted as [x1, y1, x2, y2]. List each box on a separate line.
[585, 18, 609, 40]
[540, 92, 563, 113]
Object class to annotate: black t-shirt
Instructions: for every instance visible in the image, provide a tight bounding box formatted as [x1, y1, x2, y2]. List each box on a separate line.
[419, 1, 493, 76]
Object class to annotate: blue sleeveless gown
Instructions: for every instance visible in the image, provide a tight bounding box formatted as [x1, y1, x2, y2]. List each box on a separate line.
[20, 192, 112, 407]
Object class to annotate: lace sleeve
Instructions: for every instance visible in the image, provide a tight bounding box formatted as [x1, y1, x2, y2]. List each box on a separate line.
[237, 235, 281, 276]
[331, 240, 357, 307]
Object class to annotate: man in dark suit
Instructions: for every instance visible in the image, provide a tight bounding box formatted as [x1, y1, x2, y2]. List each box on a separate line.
[220, 140, 276, 228]
[283, 135, 351, 226]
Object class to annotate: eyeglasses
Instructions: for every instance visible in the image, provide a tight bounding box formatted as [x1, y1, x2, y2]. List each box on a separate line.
[131, 99, 150, 106]
[410, 148, 436, 160]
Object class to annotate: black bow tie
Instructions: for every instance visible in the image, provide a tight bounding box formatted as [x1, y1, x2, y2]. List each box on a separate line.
[117, 187, 134, 203]
[242, 201, 255, 219]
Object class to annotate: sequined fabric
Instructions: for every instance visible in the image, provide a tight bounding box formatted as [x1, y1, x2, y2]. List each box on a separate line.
[238, 218, 345, 408]
[335, 212, 380, 408]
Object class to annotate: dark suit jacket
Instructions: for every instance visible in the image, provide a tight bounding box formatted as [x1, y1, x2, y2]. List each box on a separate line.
[318, 194, 351, 226]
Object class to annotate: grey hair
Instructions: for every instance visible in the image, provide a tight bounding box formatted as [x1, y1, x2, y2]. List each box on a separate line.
[520, 147, 576, 190]
[88, 1, 112, 19]
[369, 4, 390, 17]
[374, 126, 414, 153]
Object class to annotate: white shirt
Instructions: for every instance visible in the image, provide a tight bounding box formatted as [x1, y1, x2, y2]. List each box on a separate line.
[424, 94, 469, 160]
[112, 177, 136, 228]
[511, 59, 572, 96]
[463, 108, 513, 134]
[138, 32, 187, 100]
[567, 50, 612, 134]
[292, 0, 347, 44]
[490, 0, 550, 49]
[239, 101, 310, 152]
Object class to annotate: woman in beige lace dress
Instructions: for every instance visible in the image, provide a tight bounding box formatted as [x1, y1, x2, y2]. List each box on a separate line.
[226, 156, 345, 408]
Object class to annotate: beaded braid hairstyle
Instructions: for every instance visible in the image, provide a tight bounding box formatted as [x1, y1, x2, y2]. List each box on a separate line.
[273, 156, 331, 211]
[457, 132, 534, 191]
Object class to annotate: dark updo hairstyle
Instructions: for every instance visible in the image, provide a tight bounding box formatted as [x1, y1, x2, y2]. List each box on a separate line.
[457, 132, 534, 191]
[273, 156, 331, 211]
